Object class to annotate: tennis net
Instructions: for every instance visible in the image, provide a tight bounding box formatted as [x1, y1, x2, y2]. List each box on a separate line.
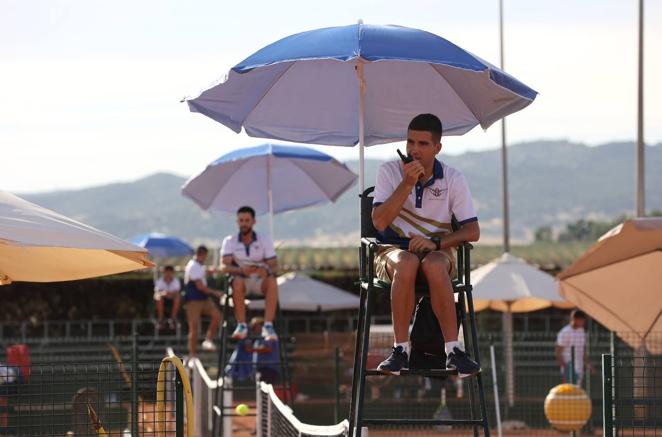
[257, 381, 349, 437]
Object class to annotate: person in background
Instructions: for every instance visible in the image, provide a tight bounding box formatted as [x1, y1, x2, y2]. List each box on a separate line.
[220, 206, 279, 342]
[225, 317, 280, 384]
[154, 265, 181, 330]
[555, 309, 588, 386]
[184, 245, 223, 356]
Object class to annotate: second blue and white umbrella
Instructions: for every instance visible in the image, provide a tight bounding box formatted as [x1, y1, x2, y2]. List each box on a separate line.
[182, 144, 357, 236]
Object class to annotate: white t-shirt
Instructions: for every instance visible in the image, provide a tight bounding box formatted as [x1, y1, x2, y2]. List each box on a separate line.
[154, 277, 181, 294]
[373, 159, 477, 243]
[184, 259, 207, 286]
[221, 231, 277, 267]
[556, 324, 586, 373]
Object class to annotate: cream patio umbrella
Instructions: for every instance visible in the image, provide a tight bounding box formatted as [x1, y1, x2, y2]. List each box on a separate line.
[558, 217, 662, 353]
[0, 191, 153, 285]
[248, 272, 360, 312]
[472, 252, 574, 406]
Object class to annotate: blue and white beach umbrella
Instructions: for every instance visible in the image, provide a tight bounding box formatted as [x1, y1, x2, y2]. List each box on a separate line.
[129, 233, 194, 259]
[187, 23, 538, 190]
[182, 144, 357, 236]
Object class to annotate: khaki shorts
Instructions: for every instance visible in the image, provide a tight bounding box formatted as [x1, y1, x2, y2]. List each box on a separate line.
[185, 299, 220, 325]
[374, 246, 457, 283]
[231, 275, 264, 296]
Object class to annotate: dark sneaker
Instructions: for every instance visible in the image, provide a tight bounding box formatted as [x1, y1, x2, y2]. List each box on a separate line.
[376, 346, 409, 375]
[446, 347, 481, 378]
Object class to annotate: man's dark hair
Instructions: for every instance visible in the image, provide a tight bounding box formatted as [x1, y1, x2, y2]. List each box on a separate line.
[570, 309, 586, 320]
[408, 113, 443, 143]
[196, 245, 208, 255]
[237, 206, 256, 218]
[163, 265, 174, 272]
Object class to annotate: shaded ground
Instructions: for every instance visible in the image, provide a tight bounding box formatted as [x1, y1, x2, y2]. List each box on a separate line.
[231, 415, 600, 436]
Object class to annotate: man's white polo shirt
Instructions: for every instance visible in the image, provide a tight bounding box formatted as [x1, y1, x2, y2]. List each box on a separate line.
[221, 231, 277, 266]
[373, 158, 477, 244]
[154, 277, 181, 294]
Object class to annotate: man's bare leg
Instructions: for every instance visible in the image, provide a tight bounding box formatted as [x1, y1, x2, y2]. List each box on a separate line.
[156, 299, 165, 321]
[206, 308, 221, 341]
[387, 251, 420, 344]
[232, 278, 247, 323]
[421, 252, 458, 341]
[262, 277, 278, 323]
[170, 296, 181, 321]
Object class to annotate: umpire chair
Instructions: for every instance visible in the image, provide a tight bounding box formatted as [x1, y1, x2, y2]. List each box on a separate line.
[348, 187, 490, 436]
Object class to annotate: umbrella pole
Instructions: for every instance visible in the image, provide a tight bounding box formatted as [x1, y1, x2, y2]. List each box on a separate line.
[504, 303, 515, 408]
[356, 61, 366, 193]
[267, 153, 275, 239]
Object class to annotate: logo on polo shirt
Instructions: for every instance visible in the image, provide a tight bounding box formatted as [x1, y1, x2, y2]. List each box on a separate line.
[428, 187, 446, 198]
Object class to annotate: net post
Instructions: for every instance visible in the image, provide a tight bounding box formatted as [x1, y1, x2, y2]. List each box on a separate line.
[176, 371, 184, 437]
[131, 331, 139, 437]
[334, 346, 341, 424]
[602, 354, 614, 437]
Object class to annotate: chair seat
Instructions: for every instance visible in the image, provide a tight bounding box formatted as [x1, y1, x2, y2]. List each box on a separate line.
[361, 279, 466, 294]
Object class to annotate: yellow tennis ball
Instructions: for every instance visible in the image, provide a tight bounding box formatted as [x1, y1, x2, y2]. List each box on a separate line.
[544, 383, 592, 432]
[235, 403, 249, 416]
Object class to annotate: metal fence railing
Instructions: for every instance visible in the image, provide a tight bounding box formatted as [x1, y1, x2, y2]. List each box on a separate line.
[602, 354, 662, 436]
[0, 358, 187, 436]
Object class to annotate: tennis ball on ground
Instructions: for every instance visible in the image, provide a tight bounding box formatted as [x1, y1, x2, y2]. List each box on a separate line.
[235, 403, 249, 416]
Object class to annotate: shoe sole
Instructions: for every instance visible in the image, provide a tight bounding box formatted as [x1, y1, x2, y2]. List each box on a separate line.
[458, 368, 482, 379]
[377, 367, 407, 376]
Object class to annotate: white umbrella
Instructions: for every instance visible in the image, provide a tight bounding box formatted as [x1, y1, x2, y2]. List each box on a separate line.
[0, 191, 153, 285]
[248, 272, 360, 312]
[182, 144, 357, 237]
[472, 252, 573, 407]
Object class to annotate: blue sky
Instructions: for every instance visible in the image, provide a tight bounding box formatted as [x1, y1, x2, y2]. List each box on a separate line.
[1, 0, 660, 193]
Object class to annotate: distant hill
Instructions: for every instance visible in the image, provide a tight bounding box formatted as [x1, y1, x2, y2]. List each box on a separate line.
[23, 140, 662, 246]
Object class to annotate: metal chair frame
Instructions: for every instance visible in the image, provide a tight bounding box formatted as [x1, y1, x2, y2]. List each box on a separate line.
[348, 187, 490, 436]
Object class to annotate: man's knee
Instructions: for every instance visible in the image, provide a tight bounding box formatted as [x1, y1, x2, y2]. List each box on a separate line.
[421, 253, 451, 279]
[391, 253, 420, 281]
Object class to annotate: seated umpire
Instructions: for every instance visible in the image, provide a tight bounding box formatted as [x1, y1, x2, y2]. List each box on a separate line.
[372, 113, 481, 377]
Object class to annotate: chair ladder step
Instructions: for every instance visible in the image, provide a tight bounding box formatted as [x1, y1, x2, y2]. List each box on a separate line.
[362, 418, 485, 426]
[366, 368, 457, 377]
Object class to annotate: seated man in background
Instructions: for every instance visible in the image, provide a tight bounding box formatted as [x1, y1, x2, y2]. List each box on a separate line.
[371, 113, 481, 377]
[220, 206, 279, 341]
[184, 245, 223, 356]
[225, 317, 280, 384]
[154, 265, 181, 330]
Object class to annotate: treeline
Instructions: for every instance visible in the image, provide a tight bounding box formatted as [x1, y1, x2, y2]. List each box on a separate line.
[534, 210, 662, 243]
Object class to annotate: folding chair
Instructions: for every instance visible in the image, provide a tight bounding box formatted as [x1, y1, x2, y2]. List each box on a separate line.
[212, 277, 292, 437]
[348, 187, 490, 436]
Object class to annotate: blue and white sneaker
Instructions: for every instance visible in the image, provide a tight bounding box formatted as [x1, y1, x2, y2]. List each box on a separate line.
[261, 323, 278, 341]
[376, 346, 409, 375]
[231, 323, 248, 340]
[446, 347, 481, 378]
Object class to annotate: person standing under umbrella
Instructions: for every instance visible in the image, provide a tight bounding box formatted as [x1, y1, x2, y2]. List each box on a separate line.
[184, 245, 223, 356]
[555, 309, 588, 386]
[372, 114, 481, 377]
[220, 206, 279, 341]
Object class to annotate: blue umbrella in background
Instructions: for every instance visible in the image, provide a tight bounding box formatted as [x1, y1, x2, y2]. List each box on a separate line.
[130, 233, 194, 259]
[181, 143, 357, 237]
[186, 22, 537, 191]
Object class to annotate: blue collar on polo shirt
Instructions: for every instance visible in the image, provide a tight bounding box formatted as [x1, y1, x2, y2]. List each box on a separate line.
[414, 159, 444, 208]
[238, 231, 258, 256]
